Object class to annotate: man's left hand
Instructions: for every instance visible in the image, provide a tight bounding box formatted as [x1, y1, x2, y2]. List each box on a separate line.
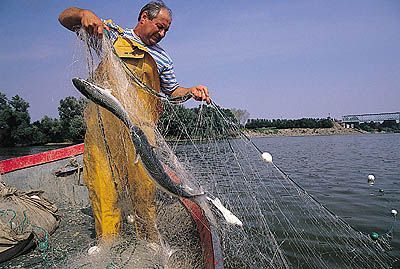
[190, 85, 211, 104]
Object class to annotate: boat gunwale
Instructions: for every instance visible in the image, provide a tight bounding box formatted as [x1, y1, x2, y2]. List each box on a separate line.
[0, 143, 223, 269]
[0, 144, 84, 174]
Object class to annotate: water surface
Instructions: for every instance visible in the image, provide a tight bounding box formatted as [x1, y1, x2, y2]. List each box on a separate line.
[255, 133, 399, 257]
[1, 134, 399, 266]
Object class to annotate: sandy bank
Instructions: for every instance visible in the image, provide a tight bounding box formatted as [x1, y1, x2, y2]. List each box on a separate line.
[244, 122, 366, 138]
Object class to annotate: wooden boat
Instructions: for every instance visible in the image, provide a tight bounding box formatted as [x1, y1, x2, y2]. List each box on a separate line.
[0, 143, 223, 268]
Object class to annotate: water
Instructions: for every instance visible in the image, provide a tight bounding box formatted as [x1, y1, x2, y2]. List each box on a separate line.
[0, 145, 71, 161]
[1, 134, 399, 265]
[254, 133, 400, 258]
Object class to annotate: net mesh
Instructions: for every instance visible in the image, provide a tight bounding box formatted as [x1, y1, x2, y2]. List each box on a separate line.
[160, 102, 397, 268]
[72, 30, 396, 268]
[3, 30, 397, 268]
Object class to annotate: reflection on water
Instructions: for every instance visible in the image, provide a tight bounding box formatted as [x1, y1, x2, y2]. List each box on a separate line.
[0, 145, 71, 161]
[255, 133, 400, 259]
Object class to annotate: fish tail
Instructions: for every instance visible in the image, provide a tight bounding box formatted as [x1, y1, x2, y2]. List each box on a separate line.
[193, 196, 219, 228]
[194, 195, 243, 227]
[206, 196, 243, 227]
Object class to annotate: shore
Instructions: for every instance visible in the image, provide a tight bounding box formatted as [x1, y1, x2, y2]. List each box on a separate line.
[244, 122, 366, 138]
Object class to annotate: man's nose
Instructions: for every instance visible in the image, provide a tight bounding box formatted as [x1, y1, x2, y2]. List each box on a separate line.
[159, 29, 166, 38]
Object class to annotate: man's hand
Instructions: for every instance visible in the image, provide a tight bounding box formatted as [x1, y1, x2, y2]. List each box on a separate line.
[189, 85, 211, 104]
[80, 9, 105, 38]
[171, 85, 211, 104]
[59, 7, 108, 38]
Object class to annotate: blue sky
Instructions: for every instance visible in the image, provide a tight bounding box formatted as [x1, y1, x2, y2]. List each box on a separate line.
[0, 0, 399, 121]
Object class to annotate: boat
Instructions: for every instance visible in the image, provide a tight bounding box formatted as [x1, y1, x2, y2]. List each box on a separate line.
[0, 143, 223, 268]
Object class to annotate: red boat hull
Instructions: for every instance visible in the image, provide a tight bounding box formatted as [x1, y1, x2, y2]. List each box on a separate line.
[0, 143, 223, 269]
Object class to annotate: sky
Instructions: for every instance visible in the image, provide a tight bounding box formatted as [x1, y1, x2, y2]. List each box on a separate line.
[0, 0, 399, 121]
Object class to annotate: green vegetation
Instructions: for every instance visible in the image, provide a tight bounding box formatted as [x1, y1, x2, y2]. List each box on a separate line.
[158, 103, 238, 139]
[230, 108, 250, 127]
[0, 92, 86, 147]
[245, 118, 334, 129]
[5, 90, 397, 148]
[357, 120, 400, 133]
[0, 91, 239, 146]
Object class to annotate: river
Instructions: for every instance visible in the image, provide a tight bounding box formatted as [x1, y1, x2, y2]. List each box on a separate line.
[0, 144, 69, 161]
[1, 133, 399, 265]
[254, 133, 400, 259]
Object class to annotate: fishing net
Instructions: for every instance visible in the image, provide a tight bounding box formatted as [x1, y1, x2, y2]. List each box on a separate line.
[68, 29, 399, 268]
[160, 107, 398, 269]
[4, 29, 397, 268]
[0, 182, 60, 263]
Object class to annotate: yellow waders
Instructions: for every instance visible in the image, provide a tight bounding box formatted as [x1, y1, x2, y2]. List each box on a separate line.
[83, 36, 162, 242]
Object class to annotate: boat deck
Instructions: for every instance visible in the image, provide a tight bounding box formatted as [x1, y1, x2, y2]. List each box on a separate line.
[0, 144, 215, 268]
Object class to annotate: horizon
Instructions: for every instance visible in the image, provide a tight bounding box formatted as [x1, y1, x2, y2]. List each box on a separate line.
[1, 0, 399, 121]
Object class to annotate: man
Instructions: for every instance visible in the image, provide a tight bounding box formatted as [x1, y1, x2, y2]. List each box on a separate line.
[58, 1, 210, 241]
[59, 2, 210, 102]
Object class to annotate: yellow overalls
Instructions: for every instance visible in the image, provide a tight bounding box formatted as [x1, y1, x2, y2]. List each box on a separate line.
[83, 35, 162, 242]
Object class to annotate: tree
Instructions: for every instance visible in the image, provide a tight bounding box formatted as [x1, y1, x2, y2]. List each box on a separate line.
[0, 94, 35, 146]
[69, 115, 86, 141]
[158, 103, 197, 138]
[32, 116, 63, 143]
[0, 92, 13, 146]
[231, 108, 250, 127]
[158, 103, 239, 139]
[58, 96, 87, 141]
[245, 117, 333, 129]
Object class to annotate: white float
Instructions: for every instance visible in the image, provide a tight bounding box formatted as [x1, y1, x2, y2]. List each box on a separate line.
[391, 209, 398, 217]
[127, 214, 135, 223]
[262, 152, 273, 163]
[88, 245, 101, 256]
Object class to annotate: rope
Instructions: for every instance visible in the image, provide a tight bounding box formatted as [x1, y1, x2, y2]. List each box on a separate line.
[209, 101, 383, 238]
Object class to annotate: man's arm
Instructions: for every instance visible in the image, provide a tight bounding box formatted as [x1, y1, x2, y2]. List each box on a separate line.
[58, 7, 105, 38]
[171, 86, 211, 104]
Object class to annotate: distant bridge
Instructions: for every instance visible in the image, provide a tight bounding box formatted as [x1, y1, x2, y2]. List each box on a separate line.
[342, 112, 400, 127]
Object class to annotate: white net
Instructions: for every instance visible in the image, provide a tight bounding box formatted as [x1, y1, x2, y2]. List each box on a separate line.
[27, 30, 397, 268]
[159, 103, 397, 268]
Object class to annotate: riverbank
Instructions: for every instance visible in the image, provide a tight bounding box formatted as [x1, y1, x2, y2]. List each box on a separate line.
[244, 122, 366, 137]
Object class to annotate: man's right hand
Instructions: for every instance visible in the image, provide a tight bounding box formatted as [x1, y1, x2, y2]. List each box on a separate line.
[59, 7, 108, 38]
[79, 9, 104, 38]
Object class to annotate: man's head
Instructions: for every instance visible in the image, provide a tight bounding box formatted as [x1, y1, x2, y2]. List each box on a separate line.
[134, 1, 172, 46]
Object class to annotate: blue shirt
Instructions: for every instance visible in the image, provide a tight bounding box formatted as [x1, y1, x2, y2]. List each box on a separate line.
[103, 19, 179, 94]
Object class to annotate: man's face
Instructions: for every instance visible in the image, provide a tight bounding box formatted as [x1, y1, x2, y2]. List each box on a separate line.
[139, 8, 171, 46]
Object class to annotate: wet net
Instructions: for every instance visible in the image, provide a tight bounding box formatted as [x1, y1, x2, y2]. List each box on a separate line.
[5, 29, 397, 268]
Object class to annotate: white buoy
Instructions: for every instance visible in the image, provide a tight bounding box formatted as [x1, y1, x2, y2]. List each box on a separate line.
[391, 209, 398, 217]
[367, 174, 375, 185]
[126, 214, 135, 224]
[88, 245, 101, 256]
[261, 152, 273, 163]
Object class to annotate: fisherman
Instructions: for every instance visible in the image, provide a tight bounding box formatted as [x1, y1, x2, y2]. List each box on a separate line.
[58, 1, 210, 242]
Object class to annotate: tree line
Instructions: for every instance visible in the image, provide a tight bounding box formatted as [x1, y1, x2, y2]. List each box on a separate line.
[245, 118, 333, 129]
[357, 121, 400, 133]
[158, 103, 239, 139]
[1, 91, 345, 147]
[0, 92, 241, 147]
[0, 92, 86, 147]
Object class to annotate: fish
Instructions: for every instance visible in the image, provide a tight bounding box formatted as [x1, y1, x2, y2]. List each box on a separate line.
[72, 78, 243, 226]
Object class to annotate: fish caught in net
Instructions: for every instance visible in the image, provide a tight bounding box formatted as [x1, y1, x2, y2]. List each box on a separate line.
[5, 29, 396, 268]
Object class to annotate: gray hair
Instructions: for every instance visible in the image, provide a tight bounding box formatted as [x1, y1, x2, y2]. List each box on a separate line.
[138, 1, 172, 21]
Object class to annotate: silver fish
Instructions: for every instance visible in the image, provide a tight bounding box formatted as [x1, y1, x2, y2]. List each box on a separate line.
[72, 78, 242, 226]
[72, 78, 201, 198]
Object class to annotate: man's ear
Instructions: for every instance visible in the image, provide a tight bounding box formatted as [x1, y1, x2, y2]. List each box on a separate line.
[140, 11, 149, 22]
